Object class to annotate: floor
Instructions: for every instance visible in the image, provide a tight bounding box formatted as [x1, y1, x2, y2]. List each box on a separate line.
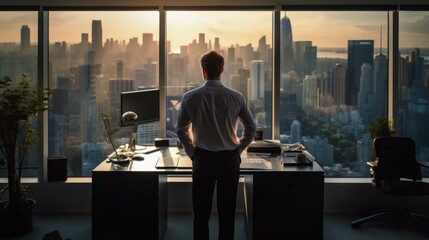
[5, 212, 429, 240]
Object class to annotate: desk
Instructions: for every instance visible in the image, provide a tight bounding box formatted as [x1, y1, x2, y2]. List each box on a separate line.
[92, 147, 324, 240]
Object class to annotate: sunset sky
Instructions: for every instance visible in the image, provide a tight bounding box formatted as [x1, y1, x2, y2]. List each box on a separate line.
[1, 11, 428, 51]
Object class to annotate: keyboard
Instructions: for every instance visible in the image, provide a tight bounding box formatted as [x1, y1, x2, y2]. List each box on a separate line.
[240, 157, 268, 169]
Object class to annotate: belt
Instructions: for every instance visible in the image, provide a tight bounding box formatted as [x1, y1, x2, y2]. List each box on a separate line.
[196, 147, 237, 154]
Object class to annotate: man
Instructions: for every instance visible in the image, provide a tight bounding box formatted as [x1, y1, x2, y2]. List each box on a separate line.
[177, 51, 256, 240]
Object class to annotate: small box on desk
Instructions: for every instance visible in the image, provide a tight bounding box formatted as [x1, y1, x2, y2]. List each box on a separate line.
[47, 157, 67, 181]
[154, 138, 169, 147]
[247, 140, 281, 154]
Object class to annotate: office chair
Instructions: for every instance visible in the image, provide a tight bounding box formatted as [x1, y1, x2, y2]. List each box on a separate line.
[351, 136, 429, 237]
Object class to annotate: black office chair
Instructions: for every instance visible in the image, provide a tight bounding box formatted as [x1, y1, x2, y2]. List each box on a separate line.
[352, 136, 429, 237]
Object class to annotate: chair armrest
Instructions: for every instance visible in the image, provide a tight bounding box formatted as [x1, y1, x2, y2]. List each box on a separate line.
[418, 161, 429, 169]
[367, 161, 377, 167]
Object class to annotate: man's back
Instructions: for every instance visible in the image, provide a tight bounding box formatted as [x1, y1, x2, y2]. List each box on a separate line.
[180, 80, 247, 152]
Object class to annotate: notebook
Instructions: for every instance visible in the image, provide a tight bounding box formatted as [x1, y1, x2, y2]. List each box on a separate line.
[240, 157, 268, 169]
[177, 156, 193, 169]
[155, 156, 179, 168]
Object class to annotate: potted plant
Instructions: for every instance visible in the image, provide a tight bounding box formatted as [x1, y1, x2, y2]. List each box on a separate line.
[0, 74, 51, 238]
[367, 116, 395, 138]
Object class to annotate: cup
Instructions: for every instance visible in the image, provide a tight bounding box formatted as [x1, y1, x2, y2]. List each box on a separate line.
[296, 153, 307, 163]
[271, 156, 283, 170]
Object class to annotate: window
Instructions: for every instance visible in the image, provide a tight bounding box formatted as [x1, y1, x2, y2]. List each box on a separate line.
[48, 11, 159, 176]
[398, 11, 429, 175]
[166, 11, 273, 140]
[2, 5, 426, 181]
[0, 11, 38, 177]
[280, 11, 388, 177]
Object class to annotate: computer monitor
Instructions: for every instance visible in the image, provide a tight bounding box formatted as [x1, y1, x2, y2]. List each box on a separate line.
[120, 88, 160, 126]
[120, 88, 160, 150]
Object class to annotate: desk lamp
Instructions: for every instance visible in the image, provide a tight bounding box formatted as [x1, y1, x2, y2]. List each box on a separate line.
[101, 111, 138, 163]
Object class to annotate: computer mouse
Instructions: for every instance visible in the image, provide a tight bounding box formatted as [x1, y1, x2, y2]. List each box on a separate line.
[131, 154, 145, 161]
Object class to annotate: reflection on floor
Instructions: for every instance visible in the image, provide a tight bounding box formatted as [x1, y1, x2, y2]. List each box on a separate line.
[8, 212, 429, 240]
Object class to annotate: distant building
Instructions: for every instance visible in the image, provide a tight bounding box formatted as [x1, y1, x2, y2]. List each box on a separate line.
[280, 14, 294, 73]
[347, 40, 374, 106]
[20, 25, 30, 51]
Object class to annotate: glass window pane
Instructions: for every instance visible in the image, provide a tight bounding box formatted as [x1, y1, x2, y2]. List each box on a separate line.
[398, 11, 429, 176]
[0, 11, 38, 178]
[280, 11, 388, 177]
[166, 11, 273, 141]
[48, 11, 159, 176]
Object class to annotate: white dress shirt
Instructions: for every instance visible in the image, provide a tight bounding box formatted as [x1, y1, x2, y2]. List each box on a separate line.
[177, 80, 256, 157]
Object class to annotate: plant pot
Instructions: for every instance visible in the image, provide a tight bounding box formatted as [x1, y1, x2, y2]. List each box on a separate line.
[0, 198, 36, 238]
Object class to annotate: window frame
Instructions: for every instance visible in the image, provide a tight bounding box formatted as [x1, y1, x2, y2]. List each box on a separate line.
[0, 3, 427, 181]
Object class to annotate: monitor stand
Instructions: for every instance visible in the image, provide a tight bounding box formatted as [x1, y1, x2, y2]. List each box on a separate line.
[127, 123, 138, 151]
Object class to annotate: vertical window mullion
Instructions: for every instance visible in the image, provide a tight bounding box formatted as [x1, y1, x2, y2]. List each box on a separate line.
[388, 10, 399, 130]
[272, 9, 281, 139]
[38, 7, 49, 182]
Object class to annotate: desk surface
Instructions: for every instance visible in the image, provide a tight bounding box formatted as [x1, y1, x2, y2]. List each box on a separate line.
[92, 146, 324, 174]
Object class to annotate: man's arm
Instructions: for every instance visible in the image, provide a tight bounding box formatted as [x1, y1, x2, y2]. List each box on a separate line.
[176, 98, 196, 157]
[237, 97, 257, 153]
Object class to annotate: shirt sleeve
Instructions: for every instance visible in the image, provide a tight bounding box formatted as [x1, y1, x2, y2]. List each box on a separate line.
[176, 96, 196, 157]
[237, 95, 257, 154]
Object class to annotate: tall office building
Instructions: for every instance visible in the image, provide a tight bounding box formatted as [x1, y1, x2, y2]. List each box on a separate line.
[249, 60, 265, 101]
[280, 14, 294, 73]
[404, 48, 429, 159]
[214, 37, 220, 52]
[347, 40, 374, 106]
[302, 74, 319, 110]
[258, 36, 269, 63]
[332, 64, 347, 106]
[143, 62, 158, 88]
[142, 33, 154, 62]
[198, 33, 207, 52]
[290, 120, 302, 143]
[294, 41, 316, 74]
[21, 25, 30, 51]
[82, 33, 89, 45]
[91, 20, 103, 64]
[373, 53, 388, 117]
[227, 46, 235, 65]
[116, 59, 123, 80]
[357, 63, 375, 125]
[280, 90, 298, 134]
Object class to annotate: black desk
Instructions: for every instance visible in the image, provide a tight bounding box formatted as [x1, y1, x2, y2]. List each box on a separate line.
[92, 147, 324, 240]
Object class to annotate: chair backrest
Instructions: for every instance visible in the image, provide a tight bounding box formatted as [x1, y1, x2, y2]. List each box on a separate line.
[373, 136, 421, 185]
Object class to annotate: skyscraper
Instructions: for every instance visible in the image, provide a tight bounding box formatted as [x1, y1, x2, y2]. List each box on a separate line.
[332, 63, 347, 106]
[404, 48, 429, 159]
[91, 20, 103, 64]
[116, 59, 123, 80]
[258, 36, 269, 63]
[373, 53, 388, 117]
[280, 14, 293, 73]
[347, 40, 374, 106]
[294, 41, 315, 74]
[20, 25, 30, 51]
[142, 33, 154, 62]
[214, 37, 220, 52]
[290, 120, 302, 143]
[249, 60, 265, 101]
[357, 63, 375, 125]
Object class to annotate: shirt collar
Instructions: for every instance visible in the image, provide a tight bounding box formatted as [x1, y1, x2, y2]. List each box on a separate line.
[204, 80, 223, 86]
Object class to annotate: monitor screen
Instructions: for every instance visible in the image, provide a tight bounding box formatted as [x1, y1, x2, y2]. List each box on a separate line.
[120, 88, 160, 127]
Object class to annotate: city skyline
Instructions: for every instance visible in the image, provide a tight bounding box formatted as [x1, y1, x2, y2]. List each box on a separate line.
[2, 11, 429, 49]
[1, 9, 428, 178]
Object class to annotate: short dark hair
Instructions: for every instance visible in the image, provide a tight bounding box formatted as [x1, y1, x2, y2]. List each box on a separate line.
[200, 51, 224, 79]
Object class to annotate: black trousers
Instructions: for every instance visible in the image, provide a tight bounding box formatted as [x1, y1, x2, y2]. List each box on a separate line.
[192, 147, 241, 240]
